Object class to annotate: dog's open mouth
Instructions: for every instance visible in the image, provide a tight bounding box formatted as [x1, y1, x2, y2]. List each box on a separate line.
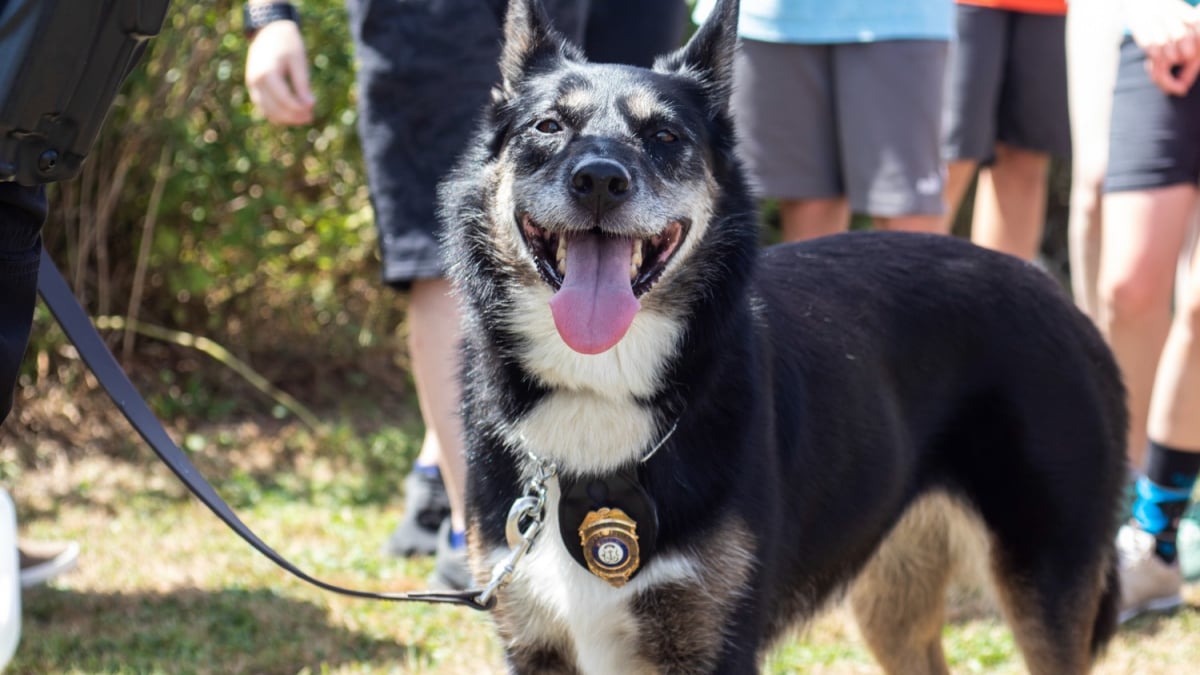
[519, 215, 688, 354]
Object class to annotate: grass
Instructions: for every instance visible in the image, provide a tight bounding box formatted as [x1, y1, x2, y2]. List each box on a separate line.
[5, 384, 1200, 673]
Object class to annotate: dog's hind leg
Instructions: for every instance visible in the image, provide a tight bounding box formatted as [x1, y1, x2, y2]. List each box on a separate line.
[988, 546, 1118, 675]
[849, 493, 971, 675]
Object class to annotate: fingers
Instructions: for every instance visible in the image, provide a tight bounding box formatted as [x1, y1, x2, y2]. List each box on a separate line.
[245, 21, 315, 126]
[252, 71, 315, 125]
[1146, 57, 1190, 96]
[1177, 55, 1200, 92]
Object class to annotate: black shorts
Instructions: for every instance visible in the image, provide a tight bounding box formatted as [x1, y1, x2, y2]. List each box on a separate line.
[1105, 36, 1200, 194]
[942, 5, 1071, 162]
[345, 0, 687, 288]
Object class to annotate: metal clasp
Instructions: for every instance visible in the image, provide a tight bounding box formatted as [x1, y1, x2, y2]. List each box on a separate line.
[475, 456, 557, 608]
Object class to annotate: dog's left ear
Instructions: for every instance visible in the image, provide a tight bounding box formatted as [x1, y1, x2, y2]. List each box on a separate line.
[654, 0, 739, 114]
[496, 0, 582, 96]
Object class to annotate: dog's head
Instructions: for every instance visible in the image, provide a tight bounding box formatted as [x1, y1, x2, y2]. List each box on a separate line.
[442, 0, 753, 361]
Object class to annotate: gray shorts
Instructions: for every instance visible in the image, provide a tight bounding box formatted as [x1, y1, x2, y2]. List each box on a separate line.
[732, 38, 948, 217]
[942, 5, 1071, 162]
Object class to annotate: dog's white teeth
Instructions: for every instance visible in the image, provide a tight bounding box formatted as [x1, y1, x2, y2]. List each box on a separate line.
[631, 239, 644, 280]
[556, 235, 567, 275]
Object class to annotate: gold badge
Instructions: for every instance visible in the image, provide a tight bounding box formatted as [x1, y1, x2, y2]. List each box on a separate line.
[578, 507, 640, 587]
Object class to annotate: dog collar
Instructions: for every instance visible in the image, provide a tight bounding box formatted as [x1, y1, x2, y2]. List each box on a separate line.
[554, 417, 676, 587]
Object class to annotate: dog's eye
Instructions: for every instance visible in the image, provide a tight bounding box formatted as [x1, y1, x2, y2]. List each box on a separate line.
[654, 129, 678, 144]
[535, 119, 563, 134]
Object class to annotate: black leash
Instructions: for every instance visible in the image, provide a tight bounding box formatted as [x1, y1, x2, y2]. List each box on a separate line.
[36, 250, 492, 611]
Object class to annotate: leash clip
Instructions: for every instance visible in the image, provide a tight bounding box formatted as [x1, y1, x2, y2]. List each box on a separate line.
[475, 456, 557, 608]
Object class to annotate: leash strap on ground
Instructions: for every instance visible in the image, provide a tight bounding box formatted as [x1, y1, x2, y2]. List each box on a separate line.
[36, 250, 491, 611]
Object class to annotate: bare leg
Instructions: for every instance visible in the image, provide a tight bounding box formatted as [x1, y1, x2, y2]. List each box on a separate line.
[1148, 232, 1200, 450]
[971, 143, 1050, 260]
[1065, 0, 1121, 319]
[778, 197, 850, 243]
[408, 277, 467, 532]
[942, 159, 979, 232]
[1100, 186, 1197, 467]
[874, 213, 948, 234]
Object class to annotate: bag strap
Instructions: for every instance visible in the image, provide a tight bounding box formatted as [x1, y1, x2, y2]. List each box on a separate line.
[36, 250, 491, 611]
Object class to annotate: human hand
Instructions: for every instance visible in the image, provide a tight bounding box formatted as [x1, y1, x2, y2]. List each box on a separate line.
[245, 20, 315, 125]
[1127, 0, 1200, 96]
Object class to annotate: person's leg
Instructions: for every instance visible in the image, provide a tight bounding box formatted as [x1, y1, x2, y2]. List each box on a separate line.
[1118, 246, 1200, 619]
[1100, 186, 1196, 469]
[835, 40, 949, 233]
[1066, 0, 1122, 318]
[970, 143, 1051, 259]
[1127, 237, 1200, 571]
[407, 278, 466, 534]
[0, 183, 46, 426]
[778, 198, 850, 242]
[940, 5, 1008, 231]
[973, 11, 1070, 261]
[873, 213, 946, 234]
[942, 160, 979, 230]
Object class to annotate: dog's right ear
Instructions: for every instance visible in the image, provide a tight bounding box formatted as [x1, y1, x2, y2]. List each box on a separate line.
[495, 0, 580, 98]
[654, 0, 739, 114]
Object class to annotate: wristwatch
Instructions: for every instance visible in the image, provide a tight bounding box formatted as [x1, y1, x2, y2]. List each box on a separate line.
[243, 3, 300, 39]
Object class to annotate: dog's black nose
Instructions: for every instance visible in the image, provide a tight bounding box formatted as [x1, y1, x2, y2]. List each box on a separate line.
[570, 158, 633, 214]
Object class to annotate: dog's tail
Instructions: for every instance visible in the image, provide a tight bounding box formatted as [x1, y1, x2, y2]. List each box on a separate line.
[1089, 553, 1121, 658]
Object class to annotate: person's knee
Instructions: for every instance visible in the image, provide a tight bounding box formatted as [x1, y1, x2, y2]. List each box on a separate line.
[1069, 166, 1106, 222]
[993, 144, 1050, 182]
[1101, 270, 1170, 324]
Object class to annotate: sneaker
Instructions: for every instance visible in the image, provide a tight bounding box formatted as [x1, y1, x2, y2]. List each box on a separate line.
[18, 539, 79, 588]
[384, 468, 451, 558]
[1116, 524, 1184, 623]
[428, 518, 472, 592]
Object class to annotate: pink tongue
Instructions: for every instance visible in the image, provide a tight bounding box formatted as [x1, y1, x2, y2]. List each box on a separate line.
[549, 232, 640, 354]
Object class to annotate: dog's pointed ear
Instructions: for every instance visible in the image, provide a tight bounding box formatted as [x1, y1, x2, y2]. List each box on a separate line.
[654, 0, 739, 113]
[497, 0, 581, 94]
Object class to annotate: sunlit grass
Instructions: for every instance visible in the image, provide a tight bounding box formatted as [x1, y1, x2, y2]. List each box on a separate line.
[9, 431, 1200, 674]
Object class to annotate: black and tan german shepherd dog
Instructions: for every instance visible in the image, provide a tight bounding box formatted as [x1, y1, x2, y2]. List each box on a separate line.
[438, 0, 1126, 672]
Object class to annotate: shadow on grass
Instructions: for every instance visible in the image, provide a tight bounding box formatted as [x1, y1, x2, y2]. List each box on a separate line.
[13, 586, 421, 674]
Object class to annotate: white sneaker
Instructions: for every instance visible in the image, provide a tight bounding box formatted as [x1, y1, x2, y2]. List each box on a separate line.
[17, 539, 78, 588]
[1117, 525, 1184, 623]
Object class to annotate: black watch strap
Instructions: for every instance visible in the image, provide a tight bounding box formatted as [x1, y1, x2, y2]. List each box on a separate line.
[244, 3, 300, 38]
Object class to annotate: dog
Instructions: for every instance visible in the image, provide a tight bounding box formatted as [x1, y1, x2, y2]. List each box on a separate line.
[438, 1, 1127, 672]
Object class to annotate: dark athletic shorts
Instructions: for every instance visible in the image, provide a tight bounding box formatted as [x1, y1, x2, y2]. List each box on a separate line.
[1105, 36, 1200, 194]
[942, 5, 1071, 162]
[345, 0, 687, 288]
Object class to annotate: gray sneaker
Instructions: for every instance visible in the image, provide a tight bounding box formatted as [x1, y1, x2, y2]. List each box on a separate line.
[1117, 524, 1184, 623]
[428, 518, 472, 592]
[384, 469, 451, 558]
[19, 539, 79, 588]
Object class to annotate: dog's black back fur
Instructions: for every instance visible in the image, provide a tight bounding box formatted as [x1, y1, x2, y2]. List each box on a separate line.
[439, 1, 1124, 672]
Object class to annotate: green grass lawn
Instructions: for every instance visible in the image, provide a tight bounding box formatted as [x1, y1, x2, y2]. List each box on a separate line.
[7, 412, 1200, 674]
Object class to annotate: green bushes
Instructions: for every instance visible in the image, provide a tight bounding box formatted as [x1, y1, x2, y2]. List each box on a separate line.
[42, 0, 398, 370]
